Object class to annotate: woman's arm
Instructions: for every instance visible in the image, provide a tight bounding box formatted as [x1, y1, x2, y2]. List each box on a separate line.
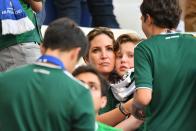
[96, 99, 133, 126]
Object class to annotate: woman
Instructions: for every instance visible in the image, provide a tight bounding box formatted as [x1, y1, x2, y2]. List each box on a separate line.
[84, 27, 116, 80]
[84, 27, 118, 114]
[84, 27, 143, 130]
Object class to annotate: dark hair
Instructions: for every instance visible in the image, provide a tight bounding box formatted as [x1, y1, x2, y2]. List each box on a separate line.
[114, 33, 142, 52]
[43, 17, 88, 58]
[140, 0, 181, 29]
[73, 65, 108, 97]
[84, 27, 116, 60]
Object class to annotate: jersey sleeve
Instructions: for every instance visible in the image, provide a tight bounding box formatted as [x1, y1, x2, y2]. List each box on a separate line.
[134, 43, 153, 90]
[71, 89, 95, 131]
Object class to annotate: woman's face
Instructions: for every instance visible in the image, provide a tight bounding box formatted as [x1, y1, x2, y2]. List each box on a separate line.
[115, 42, 135, 77]
[86, 34, 115, 77]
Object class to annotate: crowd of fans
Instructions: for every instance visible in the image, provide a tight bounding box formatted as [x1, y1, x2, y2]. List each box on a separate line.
[0, 0, 196, 131]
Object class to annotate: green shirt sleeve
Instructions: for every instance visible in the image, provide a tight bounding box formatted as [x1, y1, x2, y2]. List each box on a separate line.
[134, 42, 153, 89]
[72, 89, 95, 131]
[97, 122, 122, 131]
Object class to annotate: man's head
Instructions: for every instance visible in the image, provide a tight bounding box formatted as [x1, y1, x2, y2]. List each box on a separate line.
[42, 17, 88, 72]
[73, 65, 108, 114]
[140, 0, 181, 37]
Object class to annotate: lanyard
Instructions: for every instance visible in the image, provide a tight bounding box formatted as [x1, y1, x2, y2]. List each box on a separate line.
[37, 55, 65, 70]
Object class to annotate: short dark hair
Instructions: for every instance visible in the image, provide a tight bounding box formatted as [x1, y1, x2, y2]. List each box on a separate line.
[73, 65, 108, 97]
[43, 17, 88, 58]
[140, 0, 181, 29]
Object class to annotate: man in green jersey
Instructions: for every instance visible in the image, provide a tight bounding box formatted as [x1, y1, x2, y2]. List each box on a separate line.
[0, 17, 95, 131]
[0, 0, 42, 72]
[127, 0, 196, 130]
[73, 65, 122, 131]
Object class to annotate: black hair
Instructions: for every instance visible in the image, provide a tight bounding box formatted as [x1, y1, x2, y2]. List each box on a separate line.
[73, 65, 108, 97]
[140, 0, 181, 29]
[43, 17, 88, 58]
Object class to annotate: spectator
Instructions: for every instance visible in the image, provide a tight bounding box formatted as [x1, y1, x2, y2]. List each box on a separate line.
[73, 65, 122, 131]
[0, 17, 95, 131]
[0, 0, 43, 72]
[85, 27, 143, 130]
[87, 0, 120, 28]
[84, 27, 117, 114]
[111, 33, 142, 103]
[124, 0, 196, 130]
[53, 0, 120, 28]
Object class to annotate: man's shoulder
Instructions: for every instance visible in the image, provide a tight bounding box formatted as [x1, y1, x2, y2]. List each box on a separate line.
[3, 64, 33, 74]
[182, 33, 196, 41]
[137, 33, 187, 47]
[136, 36, 158, 47]
[0, 65, 34, 84]
[63, 70, 89, 89]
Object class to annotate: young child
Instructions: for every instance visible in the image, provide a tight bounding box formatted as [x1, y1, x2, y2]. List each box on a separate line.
[111, 33, 142, 102]
[73, 65, 122, 131]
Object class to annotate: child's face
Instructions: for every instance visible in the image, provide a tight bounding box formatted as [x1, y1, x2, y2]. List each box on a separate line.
[75, 72, 106, 114]
[115, 42, 135, 77]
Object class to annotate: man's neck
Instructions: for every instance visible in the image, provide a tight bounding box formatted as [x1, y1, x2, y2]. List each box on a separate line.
[150, 26, 175, 37]
[41, 49, 68, 70]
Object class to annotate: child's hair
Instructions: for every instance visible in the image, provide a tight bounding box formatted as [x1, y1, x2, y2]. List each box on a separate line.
[72, 65, 109, 97]
[114, 33, 142, 52]
[110, 33, 142, 83]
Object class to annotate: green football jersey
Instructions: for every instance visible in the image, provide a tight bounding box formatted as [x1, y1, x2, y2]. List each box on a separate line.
[134, 33, 196, 131]
[0, 64, 95, 131]
[96, 121, 122, 131]
[99, 87, 119, 114]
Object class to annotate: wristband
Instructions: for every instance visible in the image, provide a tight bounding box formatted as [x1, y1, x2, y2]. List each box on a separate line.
[118, 103, 130, 117]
